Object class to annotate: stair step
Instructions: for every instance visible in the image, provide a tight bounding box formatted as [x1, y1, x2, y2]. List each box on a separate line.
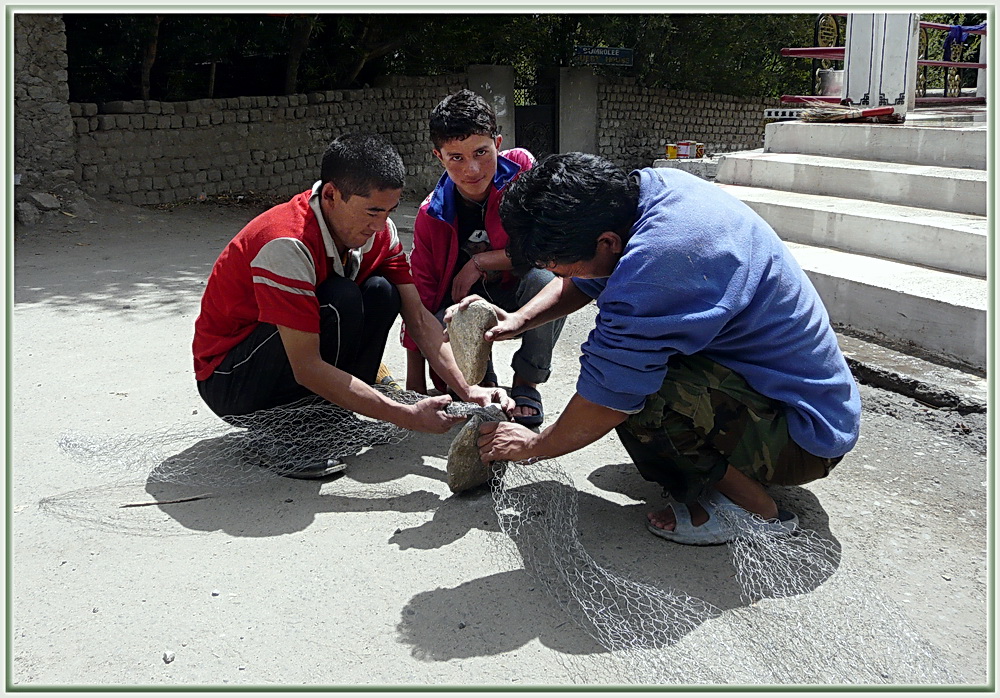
[763, 120, 987, 170]
[785, 242, 987, 371]
[718, 184, 987, 278]
[717, 151, 986, 215]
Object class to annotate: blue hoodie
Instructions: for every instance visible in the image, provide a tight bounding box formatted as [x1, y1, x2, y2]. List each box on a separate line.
[572, 167, 861, 459]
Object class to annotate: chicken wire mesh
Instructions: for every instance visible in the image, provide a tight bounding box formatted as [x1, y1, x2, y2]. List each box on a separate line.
[491, 458, 961, 686]
[56, 386, 432, 489]
[51, 387, 960, 686]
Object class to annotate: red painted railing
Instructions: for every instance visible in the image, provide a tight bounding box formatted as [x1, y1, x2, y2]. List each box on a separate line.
[779, 47, 986, 70]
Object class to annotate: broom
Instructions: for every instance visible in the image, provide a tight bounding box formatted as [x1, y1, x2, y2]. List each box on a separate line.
[799, 101, 900, 123]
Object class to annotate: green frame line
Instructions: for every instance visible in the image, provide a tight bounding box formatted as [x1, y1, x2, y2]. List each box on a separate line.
[3, 3, 995, 692]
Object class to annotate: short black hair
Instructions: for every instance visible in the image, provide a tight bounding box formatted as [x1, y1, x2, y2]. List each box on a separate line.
[500, 152, 639, 269]
[320, 133, 404, 199]
[429, 89, 500, 150]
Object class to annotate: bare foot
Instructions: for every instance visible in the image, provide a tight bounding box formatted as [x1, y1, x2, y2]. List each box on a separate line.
[647, 502, 709, 530]
[511, 406, 537, 420]
[511, 375, 540, 421]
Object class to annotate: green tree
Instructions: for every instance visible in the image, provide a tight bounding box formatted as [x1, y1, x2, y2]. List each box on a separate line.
[64, 12, 815, 101]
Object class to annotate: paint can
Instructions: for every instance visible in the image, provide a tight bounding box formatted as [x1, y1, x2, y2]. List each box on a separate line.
[665, 143, 678, 159]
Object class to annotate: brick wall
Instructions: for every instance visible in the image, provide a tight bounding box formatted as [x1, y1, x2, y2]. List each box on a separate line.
[72, 74, 466, 206]
[597, 78, 780, 170]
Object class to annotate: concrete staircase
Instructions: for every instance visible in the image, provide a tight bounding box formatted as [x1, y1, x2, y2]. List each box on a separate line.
[715, 116, 988, 372]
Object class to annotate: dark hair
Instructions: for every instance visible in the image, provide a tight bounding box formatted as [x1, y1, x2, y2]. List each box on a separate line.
[429, 89, 499, 150]
[320, 133, 404, 199]
[500, 152, 639, 268]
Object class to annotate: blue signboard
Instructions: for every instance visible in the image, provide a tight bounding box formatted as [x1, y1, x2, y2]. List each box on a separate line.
[574, 45, 634, 67]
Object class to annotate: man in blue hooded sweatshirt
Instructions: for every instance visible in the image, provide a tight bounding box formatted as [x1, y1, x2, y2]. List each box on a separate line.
[459, 152, 861, 545]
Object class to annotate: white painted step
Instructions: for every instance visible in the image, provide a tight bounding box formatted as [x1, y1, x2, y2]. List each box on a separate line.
[717, 151, 986, 215]
[786, 241, 987, 371]
[764, 120, 987, 170]
[718, 184, 988, 278]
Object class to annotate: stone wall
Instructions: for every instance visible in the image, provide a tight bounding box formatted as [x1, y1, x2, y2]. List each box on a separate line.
[72, 74, 467, 206]
[597, 78, 780, 170]
[14, 14, 787, 218]
[13, 14, 81, 223]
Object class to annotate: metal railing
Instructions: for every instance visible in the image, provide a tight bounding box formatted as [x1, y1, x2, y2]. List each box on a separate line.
[778, 14, 986, 106]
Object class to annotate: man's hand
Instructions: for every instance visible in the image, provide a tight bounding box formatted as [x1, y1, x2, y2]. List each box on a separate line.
[443, 295, 526, 344]
[478, 393, 628, 465]
[477, 420, 539, 463]
[442, 294, 489, 331]
[406, 395, 466, 434]
[483, 305, 528, 342]
[464, 385, 514, 413]
[450, 259, 484, 303]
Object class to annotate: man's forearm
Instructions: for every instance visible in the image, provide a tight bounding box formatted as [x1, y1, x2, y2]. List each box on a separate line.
[513, 277, 592, 333]
[525, 393, 628, 460]
[293, 358, 419, 429]
[408, 311, 473, 398]
[397, 284, 474, 399]
[471, 248, 513, 272]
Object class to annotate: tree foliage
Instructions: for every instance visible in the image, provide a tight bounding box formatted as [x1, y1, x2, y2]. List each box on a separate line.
[64, 12, 816, 102]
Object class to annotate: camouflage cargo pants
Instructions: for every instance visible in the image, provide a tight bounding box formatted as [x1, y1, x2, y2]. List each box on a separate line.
[616, 353, 841, 504]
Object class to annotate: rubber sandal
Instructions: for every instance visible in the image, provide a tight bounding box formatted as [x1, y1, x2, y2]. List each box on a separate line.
[244, 436, 349, 480]
[376, 362, 404, 391]
[279, 458, 348, 480]
[479, 359, 498, 388]
[703, 490, 799, 534]
[510, 384, 544, 428]
[645, 499, 735, 546]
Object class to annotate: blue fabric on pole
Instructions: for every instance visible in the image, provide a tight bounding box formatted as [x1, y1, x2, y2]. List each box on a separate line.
[943, 22, 987, 61]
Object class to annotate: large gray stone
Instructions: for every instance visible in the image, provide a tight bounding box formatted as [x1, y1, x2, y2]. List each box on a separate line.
[15, 201, 40, 225]
[446, 299, 497, 385]
[66, 199, 94, 219]
[28, 192, 60, 210]
[446, 405, 508, 494]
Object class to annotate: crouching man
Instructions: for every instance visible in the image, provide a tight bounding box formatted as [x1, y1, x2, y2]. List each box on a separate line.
[463, 152, 861, 544]
[193, 134, 509, 478]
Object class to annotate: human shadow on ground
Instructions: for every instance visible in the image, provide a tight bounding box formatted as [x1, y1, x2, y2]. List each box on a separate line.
[396, 567, 608, 662]
[37, 427, 452, 538]
[43, 423, 843, 669]
[137, 430, 454, 537]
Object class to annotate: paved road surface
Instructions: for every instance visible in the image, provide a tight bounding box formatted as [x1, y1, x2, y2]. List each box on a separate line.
[8, 197, 988, 689]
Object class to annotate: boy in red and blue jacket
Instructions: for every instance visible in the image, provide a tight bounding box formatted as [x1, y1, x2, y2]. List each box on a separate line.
[403, 89, 565, 427]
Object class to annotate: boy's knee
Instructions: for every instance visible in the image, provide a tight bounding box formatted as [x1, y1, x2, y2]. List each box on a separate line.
[361, 275, 401, 314]
[516, 267, 556, 301]
[316, 275, 363, 308]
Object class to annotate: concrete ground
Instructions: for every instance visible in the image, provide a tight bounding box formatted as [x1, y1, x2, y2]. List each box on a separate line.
[7, 195, 991, 690]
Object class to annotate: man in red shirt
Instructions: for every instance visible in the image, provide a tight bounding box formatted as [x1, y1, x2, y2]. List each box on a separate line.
[194, 134, 508, 477]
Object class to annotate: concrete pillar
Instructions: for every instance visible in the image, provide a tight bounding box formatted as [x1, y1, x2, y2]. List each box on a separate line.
[976, 33, 988, 98]
[558, 67, 599, 154]
[466, 65, 516, 147]
[844, 13, 920, 115]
